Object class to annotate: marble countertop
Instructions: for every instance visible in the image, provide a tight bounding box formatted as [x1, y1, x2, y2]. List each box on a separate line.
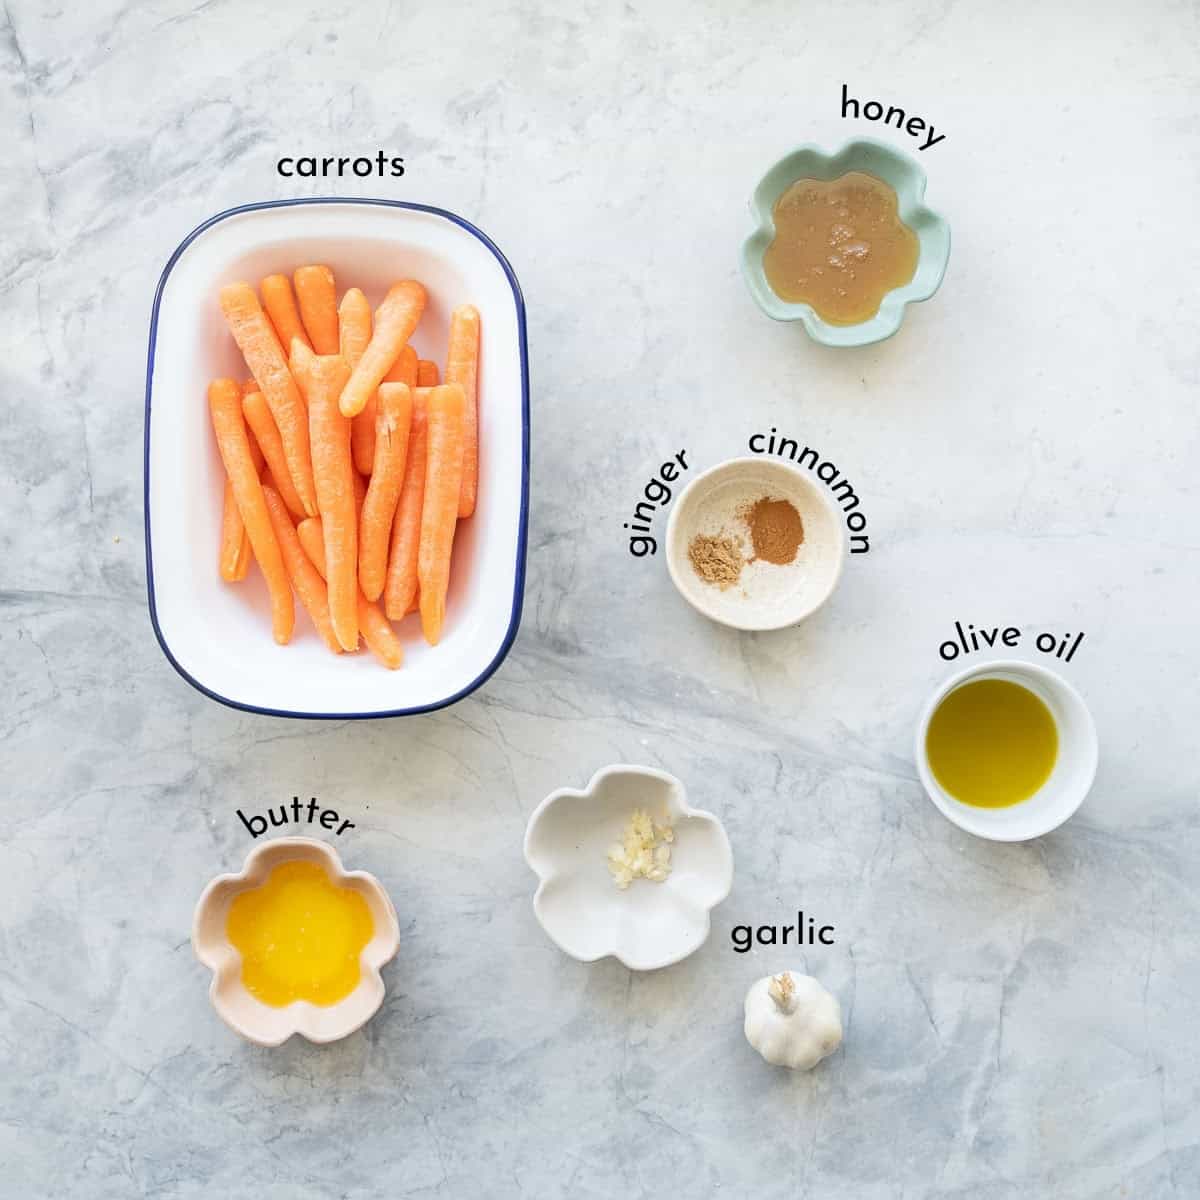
[3, 1, 1198, 1196]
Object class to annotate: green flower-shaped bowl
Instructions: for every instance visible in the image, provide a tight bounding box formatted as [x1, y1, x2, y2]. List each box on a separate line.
[741, 139, 951, 347]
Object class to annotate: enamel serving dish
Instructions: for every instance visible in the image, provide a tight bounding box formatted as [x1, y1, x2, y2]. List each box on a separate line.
[145, 198, 529, 717]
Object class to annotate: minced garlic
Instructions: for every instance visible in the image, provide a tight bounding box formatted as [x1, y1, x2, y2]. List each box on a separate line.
[606, 808, 674, 889]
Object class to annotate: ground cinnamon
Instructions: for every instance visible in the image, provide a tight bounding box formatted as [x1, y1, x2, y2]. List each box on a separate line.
[744, 497, 804, 564]
[687, 533, 744, 588]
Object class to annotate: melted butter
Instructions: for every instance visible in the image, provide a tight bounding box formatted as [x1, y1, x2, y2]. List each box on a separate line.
[226, 859, 374, 1007]
[763, 171, 919, 325]
[926, 679, 1058, 809]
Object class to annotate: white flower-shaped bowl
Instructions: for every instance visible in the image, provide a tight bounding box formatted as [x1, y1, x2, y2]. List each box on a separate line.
[523, 765, 734, 970]
[741, 138, 951, 347]
[192, 837, 400, 1046]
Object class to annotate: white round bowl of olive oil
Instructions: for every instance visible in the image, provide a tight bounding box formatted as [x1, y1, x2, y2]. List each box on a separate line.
[915, 660, 1098, 842]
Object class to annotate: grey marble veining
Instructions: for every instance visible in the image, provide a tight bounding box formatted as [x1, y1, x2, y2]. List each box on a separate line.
[2, 0, 1199, 1196]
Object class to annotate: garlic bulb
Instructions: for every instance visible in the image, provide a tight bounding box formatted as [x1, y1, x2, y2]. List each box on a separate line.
[744, 970, 842, 1070]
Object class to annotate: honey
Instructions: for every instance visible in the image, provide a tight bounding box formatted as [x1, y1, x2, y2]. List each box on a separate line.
[925, 679, 1058, 809]
[762, 171, 919, 325]
[226, 859, 374, 1007]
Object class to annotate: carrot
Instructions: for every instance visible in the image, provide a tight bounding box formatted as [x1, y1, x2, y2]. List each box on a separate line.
[228, 284, 285, 359]
[298, 516, 403, 669]
[262, 485, 342, 655]
[339, 280, 426, 417]
[383, 343, 418, 385]
[417, 384, 466, 645]
[241, 377, 259, 396]
[339, 288, 372, 367]
[358, 384, 412, 601]
[261, 274, 312, 357]
[417, 359, 439, 386]
[218, 435, 265, 582]
[340, 289, 379, 474]
[293, 265, 339, 354]
[379, 345, 414, 452]
[351, 408, 375, 474]
[242, 390, 307, 519]
[306, 354, 357, 652]
[219, 481, 251, 582]
[358, 594, 404, 669]
[293, 337, 363, 518]
[445, 305, 480, 518]
[357, 422, 377, 476]
[383, 388, 428, 620]
[208, 379, 294, 644]
[289, 337, 314, 397]
[297, 518, 327, 579]
[219, 283, 317, 517]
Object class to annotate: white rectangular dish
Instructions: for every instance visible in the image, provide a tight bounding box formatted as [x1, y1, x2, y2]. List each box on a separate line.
[144, 199, 529, 718]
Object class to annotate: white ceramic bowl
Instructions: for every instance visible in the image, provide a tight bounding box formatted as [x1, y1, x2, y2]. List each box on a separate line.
[145, 198, 529, 717]
[524, 765, 734, 970]
[192, 837, 400, 1046]
[665, 457, 847, 631]
[915, 660, 1099, 842]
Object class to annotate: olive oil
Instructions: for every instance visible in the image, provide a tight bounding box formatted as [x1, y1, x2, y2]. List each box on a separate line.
[925, 679, 1058, 808]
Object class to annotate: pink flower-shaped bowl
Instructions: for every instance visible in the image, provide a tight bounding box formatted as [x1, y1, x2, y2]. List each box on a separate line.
[192, 837, 400, 1046]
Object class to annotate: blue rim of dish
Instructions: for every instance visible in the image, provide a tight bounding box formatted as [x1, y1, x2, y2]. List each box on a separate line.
[143, 196, 530, 720]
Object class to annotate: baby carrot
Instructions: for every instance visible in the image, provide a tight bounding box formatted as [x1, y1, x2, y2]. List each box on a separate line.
[307, 354, 358, 652]
[261, 274, 312, 357]
[298, 516, 403, 669]
[219, 283, 317, 517]
[383, 343, 419, 385]
[297, 518, 326, 579]
[339, 280, 426, 417]
[351, 405, 376, 474]
[218, 436, 265, 582]
[338, 288, 369, 367]
[290, 339, 335, 506]
[293, 345, 369, 516]
[383, 388, 428, 620]
[262, 485, 342, 655]
[293, 265, 339, 354]
[339, 288, 372, 367]
[359, 383, 412, 601]
[289, 337, 315, 401]
[341, 289, 380, 474]
[208, 379, 294, 644]
[358, 595, 404, 669]
[445, 305, 480, 518]
[242, 390, 307, 519]
[417, 384, 466, 645]
[370, 346, 421, 469]
[417, 359, 439, 386]
[219, 480, 251, 582]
